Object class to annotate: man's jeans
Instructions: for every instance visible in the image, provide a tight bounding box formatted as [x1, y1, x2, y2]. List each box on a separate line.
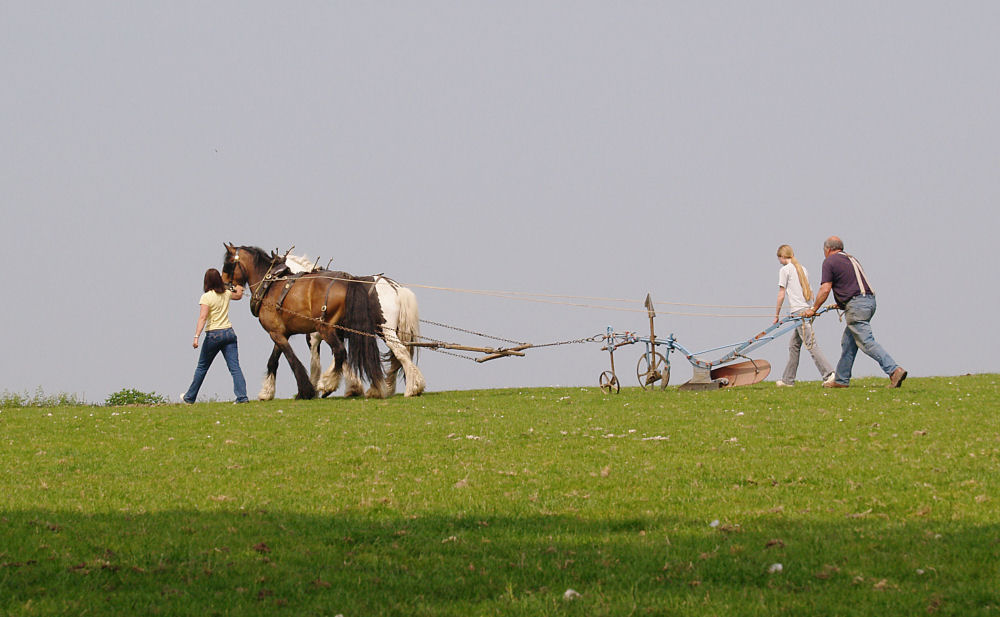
[834, 295, 898, 385]
[184, 328, 249, 403]
[782, 319, 834, 384]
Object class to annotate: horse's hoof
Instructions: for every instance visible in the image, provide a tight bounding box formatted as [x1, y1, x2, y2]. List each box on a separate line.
[365, 387, 385, 399]
[344, 385, 364, 397]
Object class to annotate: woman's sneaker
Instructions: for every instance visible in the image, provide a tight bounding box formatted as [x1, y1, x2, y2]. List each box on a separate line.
[776, 380, 793, 387]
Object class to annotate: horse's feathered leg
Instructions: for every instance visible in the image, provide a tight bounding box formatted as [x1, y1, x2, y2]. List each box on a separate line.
[384, 352, 402, 397]
[308, 332, 323, 387]
[315, 327, 346, 397]
[383, 335, 425, 397]
[389, 286, 425, 396]
[269, 331, 315, 400]
[344, 366, 366, 398]
[307, 332, 340, 397]
[259, 344, 282, 400]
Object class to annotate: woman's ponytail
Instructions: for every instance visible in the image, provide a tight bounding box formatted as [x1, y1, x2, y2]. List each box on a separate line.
[777, 245, 812, 302]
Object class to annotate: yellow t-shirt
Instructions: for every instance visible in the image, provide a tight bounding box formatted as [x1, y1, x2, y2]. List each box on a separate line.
[199, 290, 233, 331]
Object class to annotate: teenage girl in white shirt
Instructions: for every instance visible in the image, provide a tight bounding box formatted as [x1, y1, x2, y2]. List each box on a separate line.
[774, 244, 834, 386]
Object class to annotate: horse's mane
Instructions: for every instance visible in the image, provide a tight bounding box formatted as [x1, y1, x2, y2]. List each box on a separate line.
[246, 248, 388, 287]
[286, 253, 322, 274]
[230, 246, 274, 272]
[286, 254, 379, 287]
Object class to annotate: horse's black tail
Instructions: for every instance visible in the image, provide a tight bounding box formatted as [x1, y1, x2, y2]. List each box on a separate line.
[342, 278, 386, 387]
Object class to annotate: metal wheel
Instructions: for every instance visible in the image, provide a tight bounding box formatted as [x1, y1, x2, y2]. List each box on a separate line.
[599, 371, 620, 394]
[637, 352, 669, 390]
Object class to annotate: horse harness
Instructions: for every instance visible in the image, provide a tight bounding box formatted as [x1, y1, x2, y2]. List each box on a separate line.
[229, 247, 383, 321]
[261, 273, 383, 327]
[249, 258, 296, 318]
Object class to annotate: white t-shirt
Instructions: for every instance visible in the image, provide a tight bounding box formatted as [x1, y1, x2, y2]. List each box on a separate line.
[778, 263, 811, 312]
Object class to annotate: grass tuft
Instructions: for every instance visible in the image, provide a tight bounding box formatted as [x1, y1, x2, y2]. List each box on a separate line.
[0, 386, 87, 408]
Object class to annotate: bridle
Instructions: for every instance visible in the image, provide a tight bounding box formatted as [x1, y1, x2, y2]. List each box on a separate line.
[225, 246, 290, 313]
[223, 247, 248, 289]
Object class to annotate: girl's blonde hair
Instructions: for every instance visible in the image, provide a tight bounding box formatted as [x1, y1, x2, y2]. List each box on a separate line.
[777, 244, 812, 301]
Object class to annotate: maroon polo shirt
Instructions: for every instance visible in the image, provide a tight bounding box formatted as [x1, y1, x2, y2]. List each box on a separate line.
[821, 252, 874, 308]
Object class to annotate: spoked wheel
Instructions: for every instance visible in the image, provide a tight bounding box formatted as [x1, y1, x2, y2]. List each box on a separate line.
[637, 353, 670, 390]
[599, 371, 620, 394]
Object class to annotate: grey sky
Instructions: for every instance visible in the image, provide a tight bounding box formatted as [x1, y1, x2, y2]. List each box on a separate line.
[3, 2, 997, 402]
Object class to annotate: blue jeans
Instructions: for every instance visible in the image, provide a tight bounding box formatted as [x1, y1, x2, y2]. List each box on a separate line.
[184, 328, 248, 403]
[834, 295, 899, 385]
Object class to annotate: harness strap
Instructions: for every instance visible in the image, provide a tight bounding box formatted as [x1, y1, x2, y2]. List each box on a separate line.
[275, 274, 300, 311]
[319, 275, 339, 320]
[250, 259, 286, 317]
[250, 279, 271, 317]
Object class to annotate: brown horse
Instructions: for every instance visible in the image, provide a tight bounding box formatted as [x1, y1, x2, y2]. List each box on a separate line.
[221, 243, 386, 400]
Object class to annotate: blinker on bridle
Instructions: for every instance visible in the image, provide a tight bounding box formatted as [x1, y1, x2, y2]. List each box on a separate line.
[223, 247, 243, 289]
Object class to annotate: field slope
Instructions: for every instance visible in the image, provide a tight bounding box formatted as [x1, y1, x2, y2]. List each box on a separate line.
[1, 375, 998, 616]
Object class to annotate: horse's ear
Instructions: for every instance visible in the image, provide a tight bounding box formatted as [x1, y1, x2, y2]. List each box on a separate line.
[224, 242, 234, 252]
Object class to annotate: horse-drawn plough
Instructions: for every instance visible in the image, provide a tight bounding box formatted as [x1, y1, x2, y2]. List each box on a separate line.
[221, 243, 834, 399]
[597, 295, 836, 393]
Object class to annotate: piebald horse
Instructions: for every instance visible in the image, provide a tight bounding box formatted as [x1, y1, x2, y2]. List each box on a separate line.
[221, 244, 386, 400]
[283, 254, 425, 397]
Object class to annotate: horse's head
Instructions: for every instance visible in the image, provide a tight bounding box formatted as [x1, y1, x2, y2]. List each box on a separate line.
[221, 242, 247, 286]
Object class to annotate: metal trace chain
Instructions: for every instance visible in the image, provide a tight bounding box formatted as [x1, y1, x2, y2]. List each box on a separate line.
[419, 319, 525, 345]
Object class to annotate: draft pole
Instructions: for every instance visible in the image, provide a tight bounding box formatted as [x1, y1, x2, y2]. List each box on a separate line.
[645, 293, 656, 357]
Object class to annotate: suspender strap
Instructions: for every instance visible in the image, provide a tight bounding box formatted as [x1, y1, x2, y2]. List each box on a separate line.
[842, 252, 874, 296]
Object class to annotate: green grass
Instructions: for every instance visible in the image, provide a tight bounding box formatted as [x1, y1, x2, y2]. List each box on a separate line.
[1, 387, 86, 408]
[1, 375, 998, 616]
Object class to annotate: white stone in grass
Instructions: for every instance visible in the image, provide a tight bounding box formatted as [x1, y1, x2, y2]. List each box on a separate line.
[709, 519, 720, 528]
[768, 563, 783, 574]
[563, 589, 582, 600]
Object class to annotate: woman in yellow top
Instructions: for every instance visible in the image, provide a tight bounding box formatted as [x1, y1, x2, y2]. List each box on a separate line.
[182, 268, 249, 403]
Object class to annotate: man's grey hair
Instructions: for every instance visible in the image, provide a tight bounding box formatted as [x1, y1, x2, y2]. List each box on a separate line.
[824, 237, 844, 251]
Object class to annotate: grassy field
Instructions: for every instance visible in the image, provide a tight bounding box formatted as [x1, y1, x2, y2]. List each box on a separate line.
[1, 375, 998, 616]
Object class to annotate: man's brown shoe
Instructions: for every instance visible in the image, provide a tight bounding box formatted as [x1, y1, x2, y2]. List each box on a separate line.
[888, 367, 907, 388]
[823, 381, 848, 388]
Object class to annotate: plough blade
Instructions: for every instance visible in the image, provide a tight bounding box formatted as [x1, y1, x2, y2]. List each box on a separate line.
[710, 359, 771, 387]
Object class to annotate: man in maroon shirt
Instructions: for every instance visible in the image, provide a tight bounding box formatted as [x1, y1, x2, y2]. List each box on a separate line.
[804, 236, 907, 388]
